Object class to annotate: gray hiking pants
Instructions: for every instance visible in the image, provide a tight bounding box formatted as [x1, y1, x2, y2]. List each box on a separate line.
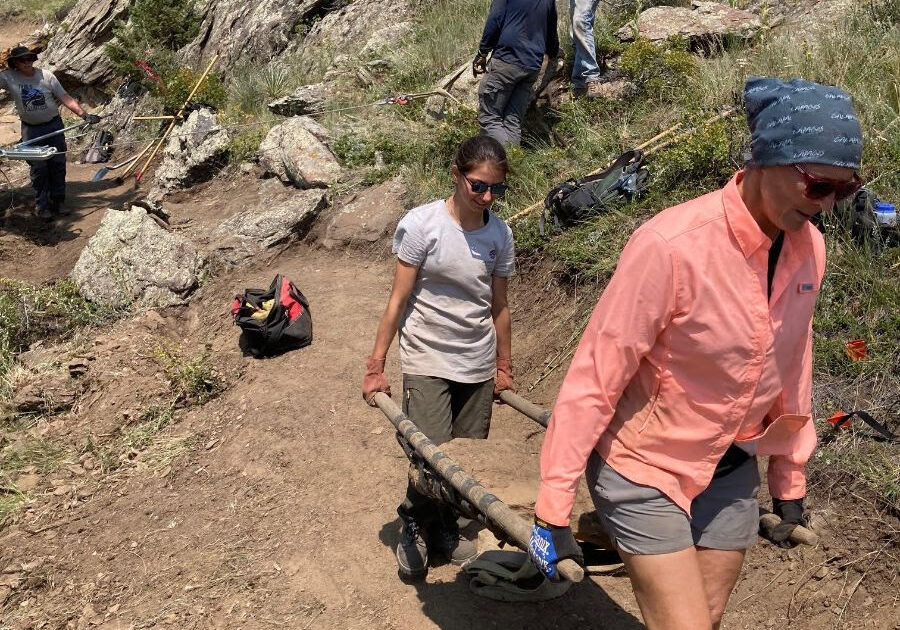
[477, 58, 540, 147]
[397, 373, 494, 527]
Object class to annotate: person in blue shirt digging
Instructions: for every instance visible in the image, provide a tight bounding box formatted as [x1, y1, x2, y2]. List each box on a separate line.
[472, 0, 559, 146]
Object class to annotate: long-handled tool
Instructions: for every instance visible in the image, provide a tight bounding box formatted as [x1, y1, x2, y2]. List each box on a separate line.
[498, 390, 819, 547]
[91, 140, 155, 182]
[119, 140, 156, 180]
[372, 392, 584, 583]
[14, 119, 90, 148]
[133, 55, 219, 184]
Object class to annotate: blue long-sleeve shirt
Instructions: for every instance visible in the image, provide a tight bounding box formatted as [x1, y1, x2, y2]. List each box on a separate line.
[478, 0, 559, 72]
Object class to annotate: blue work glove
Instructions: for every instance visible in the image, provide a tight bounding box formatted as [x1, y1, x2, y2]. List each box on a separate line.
[771, 497, 806, 548]
[528, 517, 584, 582]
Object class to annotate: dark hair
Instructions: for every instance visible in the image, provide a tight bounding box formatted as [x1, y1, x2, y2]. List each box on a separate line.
[454, 134, 508, 176]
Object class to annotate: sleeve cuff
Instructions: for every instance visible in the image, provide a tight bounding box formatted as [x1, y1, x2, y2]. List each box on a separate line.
[767, 460, 807, 500]
[534, 482, 576, 527]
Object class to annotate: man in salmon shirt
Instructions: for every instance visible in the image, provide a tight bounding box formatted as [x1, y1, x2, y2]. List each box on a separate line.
[528, 77, 864, 630]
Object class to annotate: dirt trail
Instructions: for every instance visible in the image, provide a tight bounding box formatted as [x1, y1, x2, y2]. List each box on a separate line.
[0, 229, 642, 629]
[1, 162, 139, 282]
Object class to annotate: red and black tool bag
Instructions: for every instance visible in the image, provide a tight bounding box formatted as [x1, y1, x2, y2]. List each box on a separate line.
[231, 275, 312, 357]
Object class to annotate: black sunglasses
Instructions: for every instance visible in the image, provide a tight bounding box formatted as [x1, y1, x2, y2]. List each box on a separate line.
[794, 164, 863, 201]
[463, 174, 507, 196]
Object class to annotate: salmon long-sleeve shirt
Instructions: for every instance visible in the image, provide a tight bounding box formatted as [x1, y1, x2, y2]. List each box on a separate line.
[536, 172, 823, 526]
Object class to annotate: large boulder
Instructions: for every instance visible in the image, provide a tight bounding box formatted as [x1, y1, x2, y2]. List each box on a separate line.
[180, 0, 339, 70]
[43, 0, 129, 87]
[267, 83, 332, 117]
[210, 189, 327, 268]
[298, 0, 413, 53]
[322, 178, 406, 249]
[151, 108, 231, 196]
[71, 206, 204, 308]
[257, 116, 342, 188]
[617, 1, 761, 46]
[360, 22, 415, 57]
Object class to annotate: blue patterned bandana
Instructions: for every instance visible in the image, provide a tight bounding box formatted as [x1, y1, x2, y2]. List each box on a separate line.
[744, 77, 863, 169]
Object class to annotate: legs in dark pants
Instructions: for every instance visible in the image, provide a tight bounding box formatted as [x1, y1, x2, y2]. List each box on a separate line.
[477, 58, 540, 146]
[397, 374, 494, 527]
[22, 117, 67, 214]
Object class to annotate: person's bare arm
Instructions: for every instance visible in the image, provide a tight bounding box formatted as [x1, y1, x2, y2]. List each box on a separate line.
[58, 93, 86, 118]
[370, 260, 419, 360]
[491, 275, 511, 360]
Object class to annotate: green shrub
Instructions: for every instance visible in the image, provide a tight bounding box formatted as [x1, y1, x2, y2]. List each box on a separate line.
[0, 279, 105, 397]
[106, 0, 201, 83]
[228, 127, 267, 163]
[650, 117, 746, 190]
[152, 67, 227, 114]
[333, 133, 378, 168]
[620, 37, 696, 99]
[153, 344, 224, 406]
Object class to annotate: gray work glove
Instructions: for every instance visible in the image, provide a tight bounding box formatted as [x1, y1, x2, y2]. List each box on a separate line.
[82, 113, 102, 125]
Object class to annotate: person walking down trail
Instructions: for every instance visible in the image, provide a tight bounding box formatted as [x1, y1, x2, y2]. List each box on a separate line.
[0, 46, 100, 219]
[473, 0, 559, 146]
[570, 0, 605, 96]
[529, 77, 864, 630]
[363, 135, 517, 580]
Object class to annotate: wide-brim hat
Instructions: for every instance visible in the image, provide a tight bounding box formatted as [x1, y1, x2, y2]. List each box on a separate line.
[7, 46, 38, 68]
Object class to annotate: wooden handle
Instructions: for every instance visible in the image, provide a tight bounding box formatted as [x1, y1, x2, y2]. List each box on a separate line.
[118, 140, 156, 177]
[373, 393, 584, 583]
[135, 55, 219, 182]
[498, 390, 551, 427]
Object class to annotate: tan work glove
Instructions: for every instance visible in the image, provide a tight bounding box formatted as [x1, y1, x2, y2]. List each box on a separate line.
[362, 356, 391, 406]
[494, 357, 516, 396]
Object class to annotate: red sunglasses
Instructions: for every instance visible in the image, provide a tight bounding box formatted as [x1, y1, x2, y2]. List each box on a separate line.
[794, 164, 863, 201]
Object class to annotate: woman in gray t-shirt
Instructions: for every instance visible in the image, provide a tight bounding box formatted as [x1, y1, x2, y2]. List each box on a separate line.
[362, 135, 516, 580]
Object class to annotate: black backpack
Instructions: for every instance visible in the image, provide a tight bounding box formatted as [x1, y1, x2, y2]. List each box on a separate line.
[541, 150, 649, 235]
[81, 130, 114, 164]
[231, 275, 312, 357]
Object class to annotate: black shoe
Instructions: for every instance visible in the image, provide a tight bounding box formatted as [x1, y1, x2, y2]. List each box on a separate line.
[396, 519, 428, 580]
[432, 520, 478, 566]
[35, 206, 53, 220]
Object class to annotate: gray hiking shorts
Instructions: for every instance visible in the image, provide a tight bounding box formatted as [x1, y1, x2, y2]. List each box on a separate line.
[586, 452, 761, 555]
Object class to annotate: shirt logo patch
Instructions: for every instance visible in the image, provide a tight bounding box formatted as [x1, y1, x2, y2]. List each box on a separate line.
[798, 282, 815, 293]
[489, 249, 496, 260]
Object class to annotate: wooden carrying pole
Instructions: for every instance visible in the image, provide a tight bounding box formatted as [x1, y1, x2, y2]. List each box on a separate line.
[499, 391, 819, 548]
[506, 107, 736, 225]
[499, 390, 551, 428]
[134, 54, 219, 183]
[372, 392, 584, 583]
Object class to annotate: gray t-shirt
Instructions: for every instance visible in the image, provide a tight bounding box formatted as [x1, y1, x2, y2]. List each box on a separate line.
[393, 200, 516, 383]
[0, 68, 67, 125]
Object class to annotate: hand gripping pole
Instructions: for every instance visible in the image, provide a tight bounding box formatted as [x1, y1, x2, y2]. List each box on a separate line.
[372, 392, 584, 583]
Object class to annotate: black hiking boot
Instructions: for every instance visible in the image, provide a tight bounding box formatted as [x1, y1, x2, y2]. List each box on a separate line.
[432, 517, 478, 567]
[396, 518, 428, 580]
